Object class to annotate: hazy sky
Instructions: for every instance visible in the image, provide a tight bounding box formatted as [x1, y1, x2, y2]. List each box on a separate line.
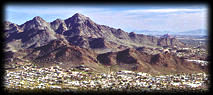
[5, 4, 208, 33]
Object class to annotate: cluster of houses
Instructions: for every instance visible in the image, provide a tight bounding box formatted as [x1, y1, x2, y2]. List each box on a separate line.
[152, 46, 208, 67]
[174, 47, 207, 59]
[4, 62, 209, 91]
[140, 45, 207, 60]
[186, 60, 208, 66]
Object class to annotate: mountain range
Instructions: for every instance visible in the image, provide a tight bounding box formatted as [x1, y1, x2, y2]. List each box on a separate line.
[4, 13, 206, 74]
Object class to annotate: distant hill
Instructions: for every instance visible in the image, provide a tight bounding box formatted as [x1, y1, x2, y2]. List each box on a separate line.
[176, 29, 207, 36]
[135, 29, 207, 36]
[134, 30, 171, 36]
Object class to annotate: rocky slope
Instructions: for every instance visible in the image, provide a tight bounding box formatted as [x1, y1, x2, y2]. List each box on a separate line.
[5, 16, 57, 51]
[25, 39, 97, 64]
[97, 48, 205, 74]
[157, 34, 185, 47]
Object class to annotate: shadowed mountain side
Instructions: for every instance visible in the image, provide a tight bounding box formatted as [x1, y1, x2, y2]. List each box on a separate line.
[25, 39, 98, 67]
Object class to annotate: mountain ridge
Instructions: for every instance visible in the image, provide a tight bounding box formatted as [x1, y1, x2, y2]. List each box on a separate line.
[3, 14, 174, 52]
[5, 13, 185, 48]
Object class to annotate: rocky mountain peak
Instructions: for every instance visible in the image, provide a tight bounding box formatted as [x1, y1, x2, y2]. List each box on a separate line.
[161, 34, 172, 38]
[26, 16, 46, 25]
[30, 16, 47, 25]
[20, 16, 51, 31]
[72, 13, 88, 20]
[4, 21, 13, 25]
[50, 18, 66, 31]
[52, 18, 63, 24]
[65, 13, 91, 26]
[129, 32, 137, 37]
[32, 16, 45, 22]
[4, 21, 18, 30]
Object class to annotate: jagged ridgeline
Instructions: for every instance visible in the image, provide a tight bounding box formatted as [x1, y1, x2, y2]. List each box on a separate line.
[4, 13, 206, 74]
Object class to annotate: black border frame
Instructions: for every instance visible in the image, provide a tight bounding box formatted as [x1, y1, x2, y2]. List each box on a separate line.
[0, 0, 212, 95]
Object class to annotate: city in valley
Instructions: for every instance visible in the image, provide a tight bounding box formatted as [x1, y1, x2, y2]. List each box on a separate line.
[4, 5, 209, 92]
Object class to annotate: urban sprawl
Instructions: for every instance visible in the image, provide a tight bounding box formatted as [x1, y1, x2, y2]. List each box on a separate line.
[4, 63, 208, 91]
[4, 46, 209, 91]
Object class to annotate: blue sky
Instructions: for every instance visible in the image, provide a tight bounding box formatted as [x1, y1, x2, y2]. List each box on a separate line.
[5, 4, 208, 33]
